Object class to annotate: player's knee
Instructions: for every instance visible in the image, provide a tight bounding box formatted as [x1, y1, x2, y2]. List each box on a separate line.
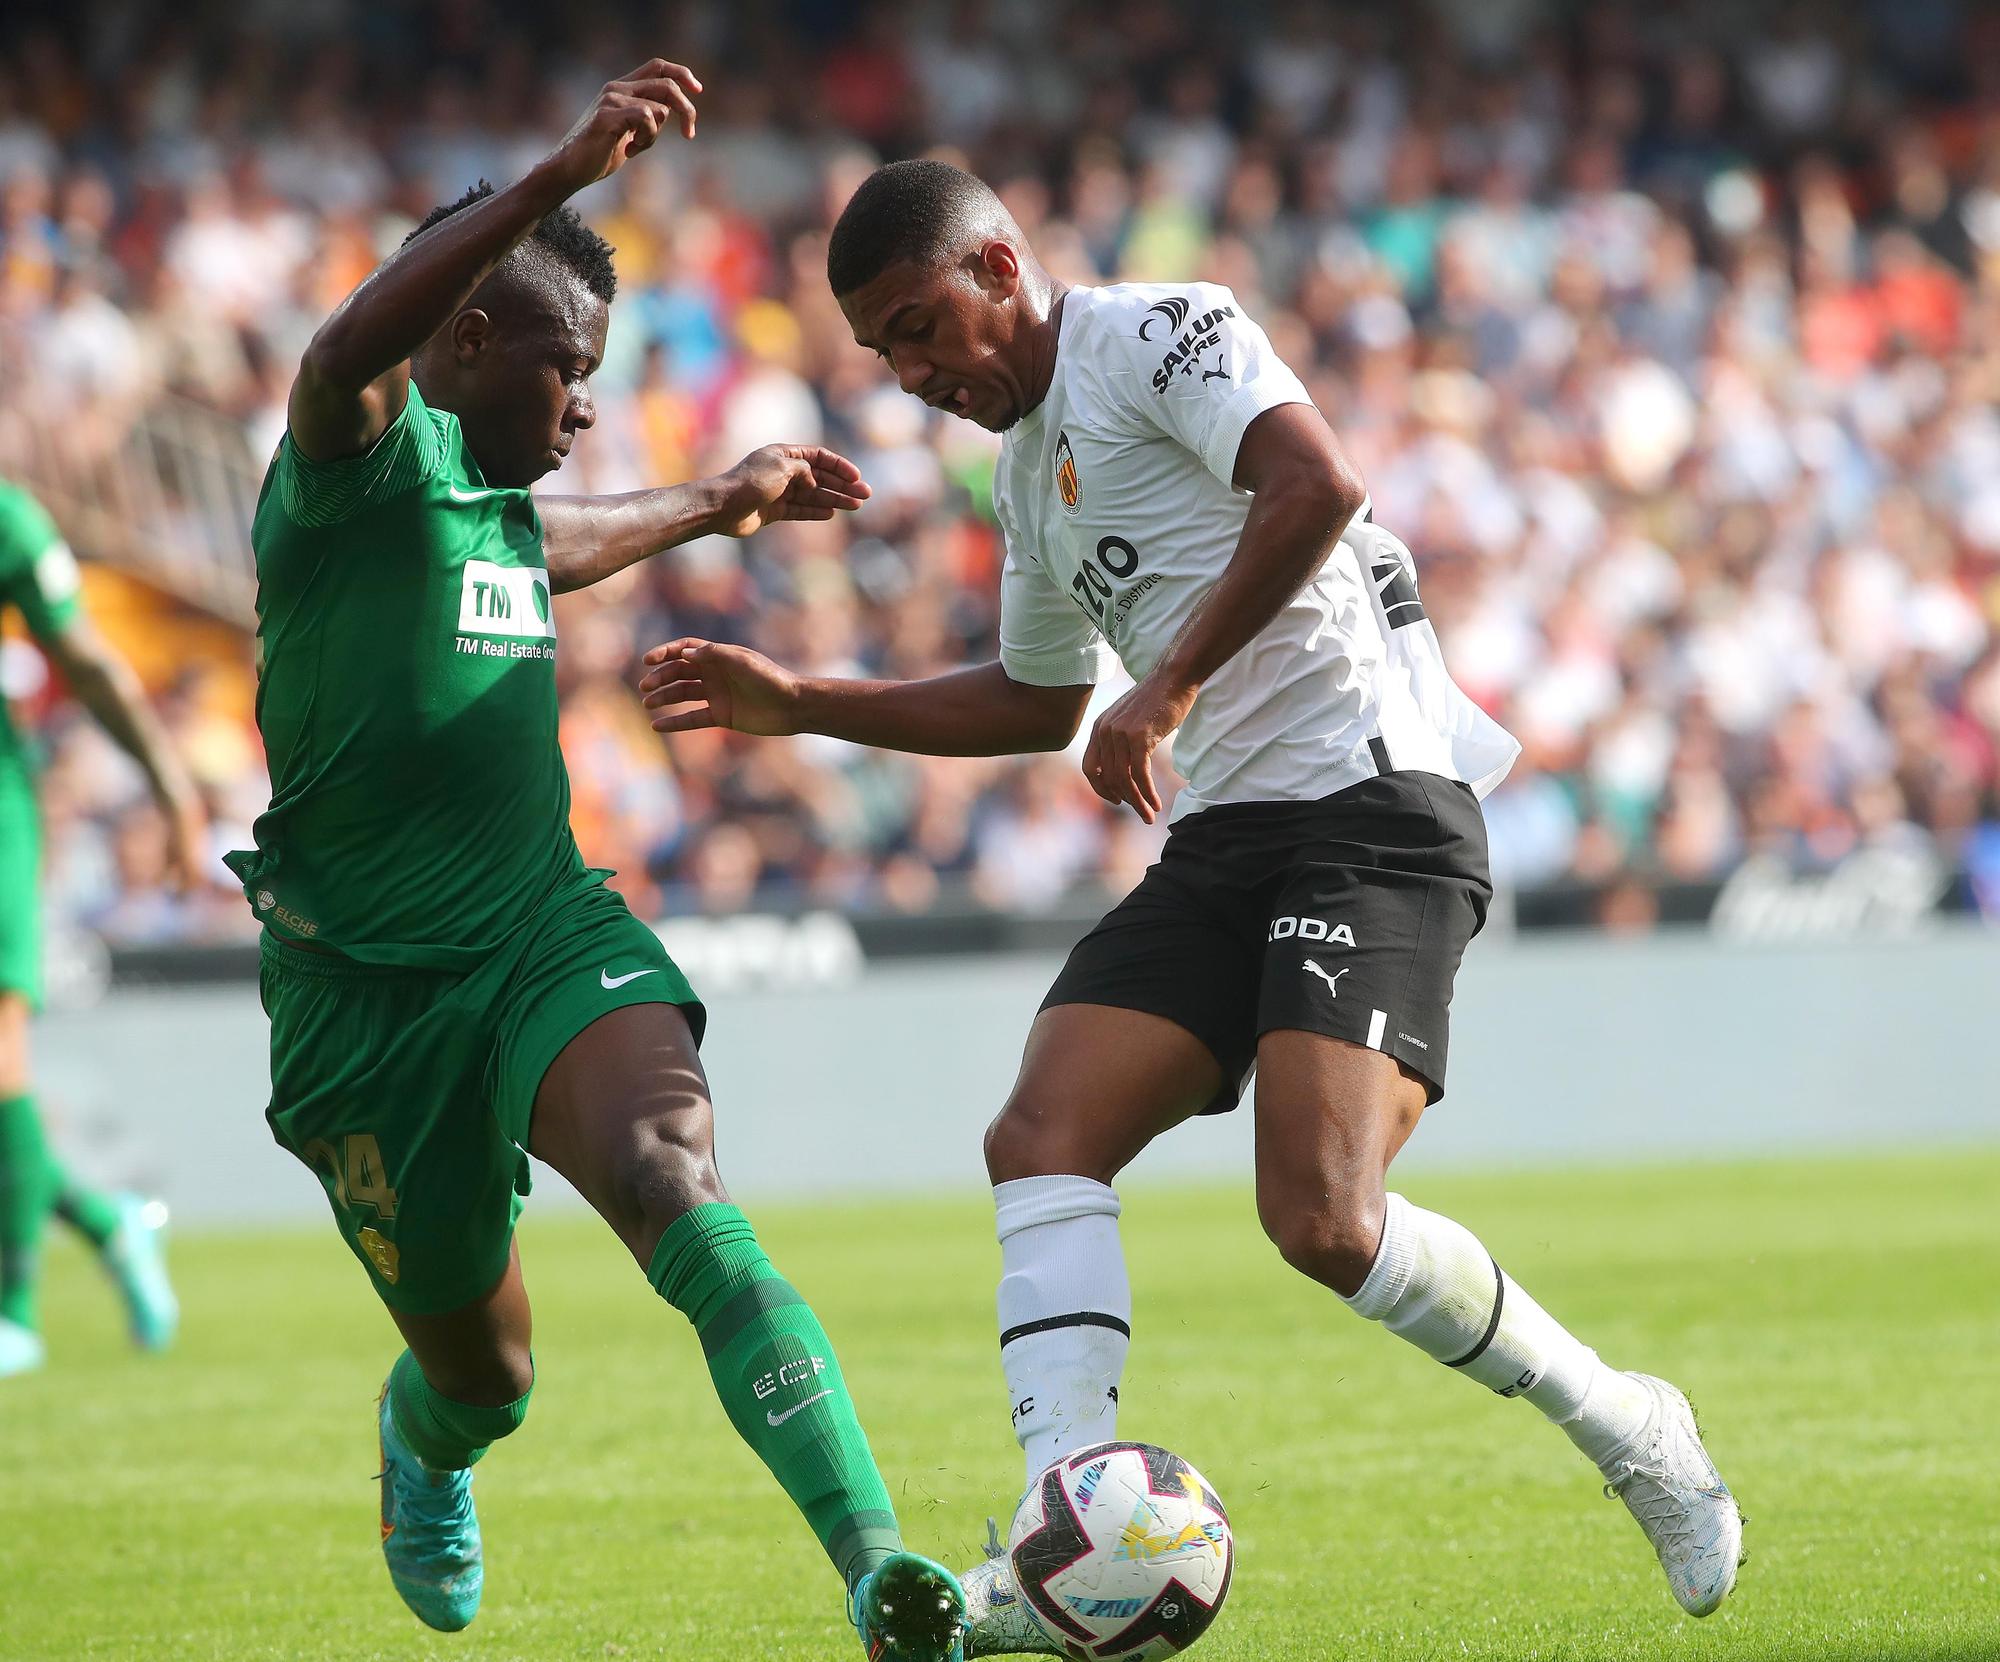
[484, 1344, 537, 1412]
[983, 1107, 1038, 1182]
[985, 1099, 1114, 1185]
[606, 1111, 726, 1258]
[1259, 1188, 1386, 1299]
[424, 1341, 535, 1411]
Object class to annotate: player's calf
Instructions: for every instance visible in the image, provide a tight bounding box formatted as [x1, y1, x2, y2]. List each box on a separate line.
[649, 1201, 910, 1594]
[1333, 1194, 1743, 1613]
[979, 1006, 1214, 1492]
[994, 1174, 1130, 1489]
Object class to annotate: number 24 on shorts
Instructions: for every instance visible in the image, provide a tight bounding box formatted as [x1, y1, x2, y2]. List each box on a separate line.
[301, 1133, 400, 1220]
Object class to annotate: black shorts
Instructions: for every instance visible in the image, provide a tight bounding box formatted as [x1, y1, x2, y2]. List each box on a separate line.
[1042, 772, 1492, 1109]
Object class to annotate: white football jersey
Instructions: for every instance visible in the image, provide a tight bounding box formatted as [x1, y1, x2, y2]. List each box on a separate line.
[993, 282, 1520, 820]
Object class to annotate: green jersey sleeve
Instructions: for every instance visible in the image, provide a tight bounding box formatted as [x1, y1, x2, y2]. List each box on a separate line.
[0, 481, 85, 644]
[271, 383, 452, 528]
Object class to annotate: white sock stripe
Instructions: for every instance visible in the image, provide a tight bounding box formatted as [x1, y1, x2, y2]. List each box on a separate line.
[993, 1174, 1121, 1239]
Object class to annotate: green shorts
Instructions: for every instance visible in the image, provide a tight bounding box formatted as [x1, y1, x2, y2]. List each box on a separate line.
[260, 876, 704, 1315]
[0, 769, 42, 1004]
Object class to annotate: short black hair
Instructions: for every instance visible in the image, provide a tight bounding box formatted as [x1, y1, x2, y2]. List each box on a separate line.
[826, 159, 1005, 296]
[405, 181, 618, 303]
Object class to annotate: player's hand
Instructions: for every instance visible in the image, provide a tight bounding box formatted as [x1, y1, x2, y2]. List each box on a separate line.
[542, 59, 704, 193]
[161, 792, 210, 894]
[639, 638, 802, 736]
[1080, 673, 1197, 824]
[710, 445, 871, 537]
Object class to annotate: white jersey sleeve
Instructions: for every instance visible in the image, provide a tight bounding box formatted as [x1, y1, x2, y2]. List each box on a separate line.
[988, 281, 1516, 815]
[996, 487, 1108, 687]
[1085, 284, 1316, 487]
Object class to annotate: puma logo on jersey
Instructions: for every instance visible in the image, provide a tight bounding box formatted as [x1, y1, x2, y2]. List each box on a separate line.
[1302, 959, 1349, 996]
[1268, 917, 1357, 945]
[457, 559, 555, 640]
[1150, 305, 1237, 393]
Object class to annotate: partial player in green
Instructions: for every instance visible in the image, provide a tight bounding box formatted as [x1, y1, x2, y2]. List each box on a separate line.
[0, 479, 202, 1380]
[223, 57, 965, 1657]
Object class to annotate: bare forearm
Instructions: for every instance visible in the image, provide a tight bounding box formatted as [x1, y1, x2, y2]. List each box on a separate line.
[302, 166, 568, 398]
[539, 480, 731, 592]
[1151, 472, 1363, 697]
[67, 658, 196, 809]
[794, 663, 1086, 756]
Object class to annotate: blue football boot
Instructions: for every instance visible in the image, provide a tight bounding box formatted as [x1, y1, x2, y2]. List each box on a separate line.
[376, 1384, 484, 1631]
[101, 1195, 178, 1351]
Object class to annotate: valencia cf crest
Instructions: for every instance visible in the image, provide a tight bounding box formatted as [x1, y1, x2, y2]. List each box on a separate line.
[1055, 429, 1081, 516]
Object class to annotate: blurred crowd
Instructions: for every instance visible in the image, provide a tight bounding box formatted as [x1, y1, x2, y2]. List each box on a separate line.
[3, 0, 2000, 940]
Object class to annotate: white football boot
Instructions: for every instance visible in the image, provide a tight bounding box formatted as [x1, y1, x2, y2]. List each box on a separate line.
[1600, 1373, 1743, 1616]
[962, 1519, 1061, 1658]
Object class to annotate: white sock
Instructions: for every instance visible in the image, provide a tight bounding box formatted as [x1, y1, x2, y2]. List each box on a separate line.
[1342, 1193, 1654, 1468]
[994, 1175, 1131, 1489]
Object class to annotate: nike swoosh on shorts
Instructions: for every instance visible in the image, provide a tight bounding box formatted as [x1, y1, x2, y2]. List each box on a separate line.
[601, 968, 661, 989]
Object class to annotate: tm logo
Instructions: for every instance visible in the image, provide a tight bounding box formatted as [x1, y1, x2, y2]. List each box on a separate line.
[457, 559, 556, 639]
[1139, 296, 1189, 341]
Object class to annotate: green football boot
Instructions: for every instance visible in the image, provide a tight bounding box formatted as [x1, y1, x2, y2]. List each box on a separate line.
[850, 1551, 968, 1661]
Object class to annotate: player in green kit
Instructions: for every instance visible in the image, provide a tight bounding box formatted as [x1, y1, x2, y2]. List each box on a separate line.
[224, 59, 965, 1656]
[0, 479, 199, 1380]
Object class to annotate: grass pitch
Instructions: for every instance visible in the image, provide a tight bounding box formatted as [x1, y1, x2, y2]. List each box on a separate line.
[2, 1151, 1995, 1661]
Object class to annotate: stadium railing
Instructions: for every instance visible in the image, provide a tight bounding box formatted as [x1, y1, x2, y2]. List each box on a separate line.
[1, 344, 261, 626]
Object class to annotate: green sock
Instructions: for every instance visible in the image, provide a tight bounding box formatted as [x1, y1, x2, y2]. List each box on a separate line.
[0, 1093, 57, 1331]
[387, 1349, 533, 1472]
[650, 1203, 902, 1593]
[51, 1162, 122, 1251]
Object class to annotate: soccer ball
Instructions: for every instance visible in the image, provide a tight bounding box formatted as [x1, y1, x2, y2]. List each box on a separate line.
[1008, 1442, 1233, 1661]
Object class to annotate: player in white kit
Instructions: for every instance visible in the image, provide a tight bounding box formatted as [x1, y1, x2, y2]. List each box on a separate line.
[639, 162, 1742, 1651]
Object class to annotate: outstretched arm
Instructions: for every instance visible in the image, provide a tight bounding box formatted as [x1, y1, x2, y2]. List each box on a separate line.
[41, 619, 207, 890]
[288, 59, 703, 462]
[537, 445, 870, 593]
[639, 645, 1092, 757]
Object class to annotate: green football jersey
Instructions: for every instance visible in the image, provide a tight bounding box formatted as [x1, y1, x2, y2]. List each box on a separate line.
[0, 479, 86, 780]
[225, 384, 589, 968]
